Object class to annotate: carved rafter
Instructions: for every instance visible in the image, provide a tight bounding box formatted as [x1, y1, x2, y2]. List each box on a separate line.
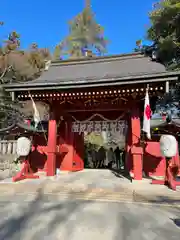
[57, 97, 129, 112]
[59, 100, 74, 105]
[84, 99, 100, 106]
[18, 86, 165, 101]
[111, 97, 128, 105]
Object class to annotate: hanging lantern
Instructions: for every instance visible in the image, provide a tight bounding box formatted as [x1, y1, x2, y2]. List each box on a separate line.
[160, 135, 177, 158]
[16, 137, 31, 157]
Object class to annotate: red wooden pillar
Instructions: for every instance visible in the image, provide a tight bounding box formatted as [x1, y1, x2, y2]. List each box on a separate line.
[125, 125, 132, 173]
[130, 107, 143, 180]
[60, 121, 74, 171]
[73, 132, 84, 171]
[46, 119, 57, 176]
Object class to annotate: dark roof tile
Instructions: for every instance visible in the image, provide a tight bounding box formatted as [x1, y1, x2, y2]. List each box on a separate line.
[33, 54, 166, 84]
[5, 53, 171, 90]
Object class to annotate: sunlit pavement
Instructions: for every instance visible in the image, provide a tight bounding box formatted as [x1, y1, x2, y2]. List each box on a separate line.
[0, 170, 179, 206]
[0, 194, 179, 240]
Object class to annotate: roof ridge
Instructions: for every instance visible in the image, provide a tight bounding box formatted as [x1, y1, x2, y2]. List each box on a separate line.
[51, 52, 145, 67]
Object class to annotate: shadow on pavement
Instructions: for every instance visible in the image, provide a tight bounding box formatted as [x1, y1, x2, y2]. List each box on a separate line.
[171, 218, 180, 228]
[0, 183, 90, 239]
[110, 169, 132, 182]
[133, 194, 180, 205]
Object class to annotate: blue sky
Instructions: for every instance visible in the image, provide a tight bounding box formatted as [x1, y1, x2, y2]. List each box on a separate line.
[0, 0, 155, 54]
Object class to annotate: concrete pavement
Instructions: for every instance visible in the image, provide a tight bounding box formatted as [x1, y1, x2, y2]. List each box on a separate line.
[0, 194, 179, 240]
[0, 169, 179, 206]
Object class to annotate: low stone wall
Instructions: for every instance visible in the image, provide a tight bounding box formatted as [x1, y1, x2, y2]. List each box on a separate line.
[0, 155, 17, 180]
[0, 140, 18, 179]
[0, 140, 17, 155]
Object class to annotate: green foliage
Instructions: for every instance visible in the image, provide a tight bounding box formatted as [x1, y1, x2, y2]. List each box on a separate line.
[0, 22, 51, 131]
[85, 132, 104, 149]
[0, 24, 51, 83]
[0, 24, 18, 118]
[53, 2, 108, 59]
[146, 0, 180, 68]
[53, 44, 64, 60]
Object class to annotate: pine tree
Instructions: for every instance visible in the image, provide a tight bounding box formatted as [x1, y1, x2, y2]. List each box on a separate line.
[54, 0, 108, 59]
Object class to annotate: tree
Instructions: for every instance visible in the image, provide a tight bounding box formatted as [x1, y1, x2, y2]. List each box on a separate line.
[54, 0, 108, 59]
[0, 23, 51, 131]
[146, 0, 180, 70]
[133, 2, 180, 121]
[27, 43, 51, 79]
[0, 23, 51, 83]
[146, 1, 180, 115]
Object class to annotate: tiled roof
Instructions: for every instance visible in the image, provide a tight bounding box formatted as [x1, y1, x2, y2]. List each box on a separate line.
[25, 53, 167, 85]
[5, 53, 179, 91]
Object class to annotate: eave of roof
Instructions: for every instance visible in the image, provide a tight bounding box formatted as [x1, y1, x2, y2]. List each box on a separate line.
[3, 52, 180, 92]
[0, 122, 46, 134]
[5, 72, 179, 92]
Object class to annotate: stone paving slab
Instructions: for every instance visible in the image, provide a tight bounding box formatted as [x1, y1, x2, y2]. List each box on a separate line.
[0, 169, 179, 206]
[0, 197, 180, 240]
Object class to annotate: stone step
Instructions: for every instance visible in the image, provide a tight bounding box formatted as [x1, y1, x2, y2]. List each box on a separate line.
[0, 182, 179, 206]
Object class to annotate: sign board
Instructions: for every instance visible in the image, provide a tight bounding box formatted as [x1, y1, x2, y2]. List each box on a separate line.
[72, 120, 127, 135]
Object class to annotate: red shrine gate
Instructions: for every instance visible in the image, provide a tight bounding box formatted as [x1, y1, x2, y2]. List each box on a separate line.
[4, 53, 180, 183]
[27, 99, 179, 186]
[47, 110, 129, 173]
[31, 103, 145, 180]
[71, 114, 128, 167]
